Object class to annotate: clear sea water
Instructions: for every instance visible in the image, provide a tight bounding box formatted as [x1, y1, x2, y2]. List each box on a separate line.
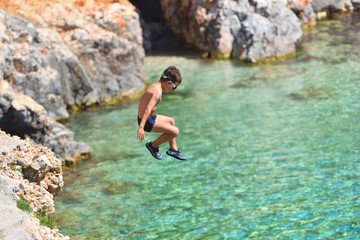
[54, 13, 360, 239]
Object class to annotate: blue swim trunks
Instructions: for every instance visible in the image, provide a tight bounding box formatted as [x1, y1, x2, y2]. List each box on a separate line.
[137, 115, 157, 132]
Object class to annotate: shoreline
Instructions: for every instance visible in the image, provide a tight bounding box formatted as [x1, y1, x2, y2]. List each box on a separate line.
[1, 1, 359, 237]
[0, 131, 69, 239]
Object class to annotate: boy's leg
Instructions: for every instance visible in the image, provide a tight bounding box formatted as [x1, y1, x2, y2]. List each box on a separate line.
[151, 115, 179, 150]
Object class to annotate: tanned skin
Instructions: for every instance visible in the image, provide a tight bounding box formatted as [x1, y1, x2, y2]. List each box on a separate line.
[137, 80, 180, 150]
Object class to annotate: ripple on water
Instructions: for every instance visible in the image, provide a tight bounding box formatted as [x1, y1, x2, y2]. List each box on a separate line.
[55, 14, 360, 239]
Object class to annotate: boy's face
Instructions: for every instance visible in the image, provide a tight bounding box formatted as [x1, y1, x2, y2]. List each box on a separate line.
[165, 81, 179, 92]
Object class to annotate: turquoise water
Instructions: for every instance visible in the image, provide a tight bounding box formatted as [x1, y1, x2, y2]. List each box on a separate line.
[55, 14, 360, 239]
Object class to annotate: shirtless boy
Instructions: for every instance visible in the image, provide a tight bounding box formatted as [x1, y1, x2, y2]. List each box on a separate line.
[137, 66, 186, 161]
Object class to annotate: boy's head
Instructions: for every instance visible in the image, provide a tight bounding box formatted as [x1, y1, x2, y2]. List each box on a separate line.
[160, 66, 182, 85]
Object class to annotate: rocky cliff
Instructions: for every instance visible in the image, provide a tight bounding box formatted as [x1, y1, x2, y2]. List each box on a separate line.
[0, 83, 92, 165]
[160, 0, 303, 62]
[0, 130, 68, 239]
[0, 0, 144, 163]
[159, 0, 359, 62]
[0, 0, 144, 119]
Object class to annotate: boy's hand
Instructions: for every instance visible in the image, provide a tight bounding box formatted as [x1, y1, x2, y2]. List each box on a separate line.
[137, 127, 144, 141]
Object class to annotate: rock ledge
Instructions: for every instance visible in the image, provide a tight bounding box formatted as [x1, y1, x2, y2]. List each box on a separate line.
[0, 130, 69, 239]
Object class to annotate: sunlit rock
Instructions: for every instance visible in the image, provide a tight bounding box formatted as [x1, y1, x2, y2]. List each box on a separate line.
[0, 0, 144, 119]
[0, 131, 69, 239]
[312, 0, 353, 13]
[0, 86, 92, 164]
[161, 0, 302, 62]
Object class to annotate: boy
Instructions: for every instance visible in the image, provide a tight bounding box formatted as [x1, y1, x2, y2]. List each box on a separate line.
[137, 66, 186, 161]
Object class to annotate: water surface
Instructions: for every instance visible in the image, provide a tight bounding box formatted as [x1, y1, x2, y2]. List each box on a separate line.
[55, 14, 360, 239]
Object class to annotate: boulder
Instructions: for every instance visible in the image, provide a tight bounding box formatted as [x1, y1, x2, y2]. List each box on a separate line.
[160, 0, 302, 62]
[160, 0, 360, 61]
[287, 0, 315, 24]
[311, 0, 353, 12]
[353, 0, 360, 10]
[0, 84, 92, 164]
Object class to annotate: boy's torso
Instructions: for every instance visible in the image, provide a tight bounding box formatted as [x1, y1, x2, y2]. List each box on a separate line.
[138, 83, 162, 117]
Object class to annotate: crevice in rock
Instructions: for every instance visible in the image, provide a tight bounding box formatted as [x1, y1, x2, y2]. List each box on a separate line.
[129, 0, 185, 54]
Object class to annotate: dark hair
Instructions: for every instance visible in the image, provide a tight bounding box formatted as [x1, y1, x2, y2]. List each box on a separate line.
[160, 66, 182, 84]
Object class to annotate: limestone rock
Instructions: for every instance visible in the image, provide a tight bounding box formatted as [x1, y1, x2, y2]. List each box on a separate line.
[0, 175, 33, 240]
[353, 0, 360, 10]
[0, 86, 92, 164]
[159, 0, 360, 61]
[0, 132, 69, 239]
[287, 0, 315, 24]
[0, 0, 144, 120]
[161, 0, 302, 62]
[312, 0, 353, 12]
[0, 1, 143, 164]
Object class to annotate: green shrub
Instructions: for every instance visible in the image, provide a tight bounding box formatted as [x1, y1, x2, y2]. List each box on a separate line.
[36, 214, 56, 229]
[36, 206, 56, 229]
[17, 199, 56, 229]
[10, 165, 22, 173]
[16, 197, 32, 213]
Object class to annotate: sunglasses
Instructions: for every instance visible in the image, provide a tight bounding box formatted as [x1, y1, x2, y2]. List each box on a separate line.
[162, 73, 177, 90]
[169, 81, 177, 90]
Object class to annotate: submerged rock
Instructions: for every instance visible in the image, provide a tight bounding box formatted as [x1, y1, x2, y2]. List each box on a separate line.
[231, 80, 262, 89]
[289, 87, 335, 100]
[102, 181, 140, 195]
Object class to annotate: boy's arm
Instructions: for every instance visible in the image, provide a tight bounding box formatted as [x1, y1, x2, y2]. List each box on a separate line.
[137, 93, 159, 141]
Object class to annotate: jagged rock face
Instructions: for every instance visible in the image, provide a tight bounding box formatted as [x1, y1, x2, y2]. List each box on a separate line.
[0, 84, 92, 164]
[160, 0, 360, 61]
[130, 0, 166, 22]
[0, 131, 69, 239]
[353, 0, 360, 10]
[0, 0, 140, 163]
[0, 131, 63, 203]
[129, 0, 173, 51]
[160, 0, 302, 62]
[312, 0, 353, 12]
[0, 0, 144, 120]
[287, 0, 315, 24]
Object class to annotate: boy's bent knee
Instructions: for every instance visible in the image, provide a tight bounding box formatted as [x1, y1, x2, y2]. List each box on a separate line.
[170, 117, 175, 126]
[173, 127, 179, 136]
[168, 126, 179, 136]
